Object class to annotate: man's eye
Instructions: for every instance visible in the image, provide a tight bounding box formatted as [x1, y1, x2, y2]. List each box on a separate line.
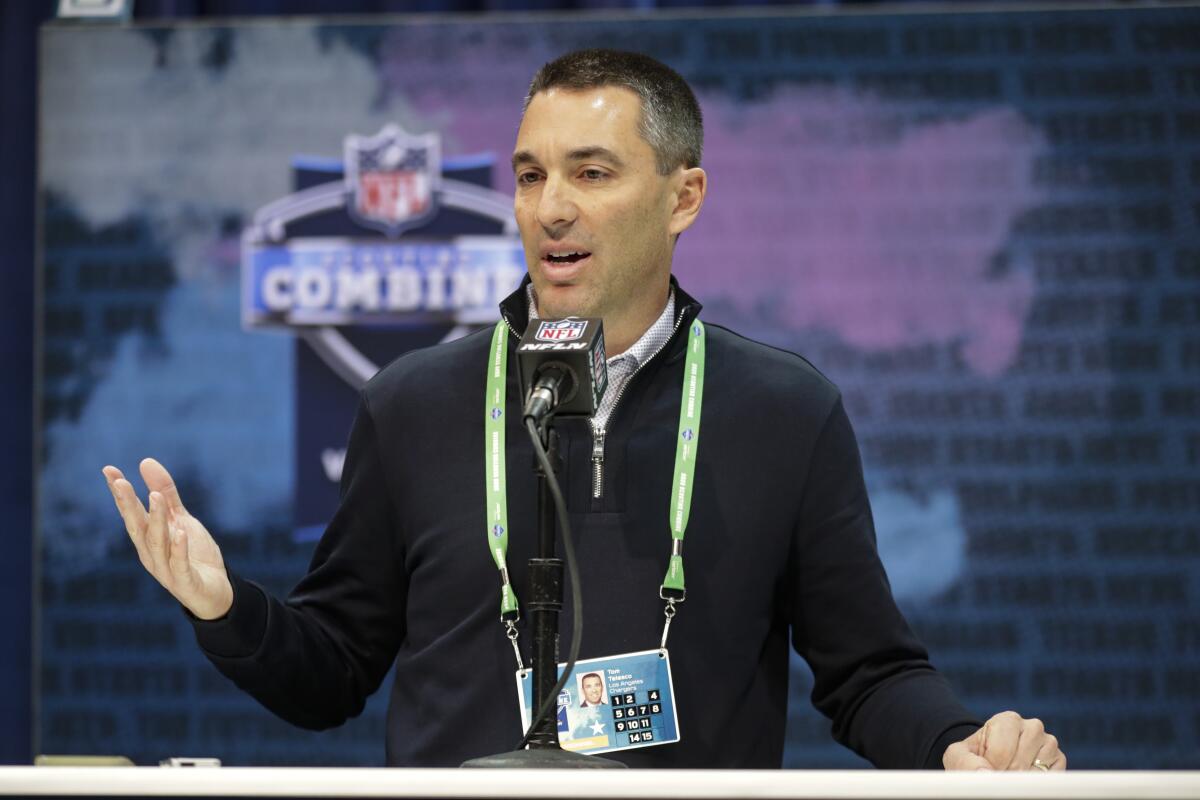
[517, 172, 542, 185]
[581, 169, 607, 181]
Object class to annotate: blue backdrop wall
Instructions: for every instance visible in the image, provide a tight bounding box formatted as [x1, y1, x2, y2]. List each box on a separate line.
[22, 2, 1200, 769]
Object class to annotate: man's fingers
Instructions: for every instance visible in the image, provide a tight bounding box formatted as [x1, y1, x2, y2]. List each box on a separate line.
[1033, 733, 1065, 772]
[965, 725, 986, 756]
[979, 712, 1065, 772]
[167, 526, 200, 599]
[943, 740, 993, 771]
[1011, 718, 1046, 771]
[104, 471, 151, 571]
[981, 711, 1024, 770]
[168, 526, 188, 574]
[107, 476, 153, 570]
[143, 491, 171, 577]
[108, 477, 149, 537]
[140, 458, 188, 516]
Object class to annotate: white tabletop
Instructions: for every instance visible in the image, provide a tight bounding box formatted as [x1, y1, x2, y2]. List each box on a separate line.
[0, 768, 1198, 798]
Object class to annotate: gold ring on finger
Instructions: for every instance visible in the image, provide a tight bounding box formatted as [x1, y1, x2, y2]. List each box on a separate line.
[1033, 759, 1051, 771]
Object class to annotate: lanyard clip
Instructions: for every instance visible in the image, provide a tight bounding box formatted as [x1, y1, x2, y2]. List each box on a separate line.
[659, 597, 681, 649]
[504, 618, 524, 671]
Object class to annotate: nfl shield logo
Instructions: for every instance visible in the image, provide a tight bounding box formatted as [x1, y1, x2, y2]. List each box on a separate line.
[535, 319, 588, 342]
[344, 124, 441, 237]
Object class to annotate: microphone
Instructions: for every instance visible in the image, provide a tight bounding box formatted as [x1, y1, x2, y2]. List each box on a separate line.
[517, 317, 608, 424]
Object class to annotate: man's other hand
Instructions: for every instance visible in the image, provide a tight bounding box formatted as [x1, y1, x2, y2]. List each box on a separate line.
[943, 711, 1067, 771]
[102, 458, 234, 621]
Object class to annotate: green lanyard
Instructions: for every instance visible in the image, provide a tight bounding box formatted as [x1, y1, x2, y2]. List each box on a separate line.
[662, 319, 705, 598]
[484, 318, 706, 652]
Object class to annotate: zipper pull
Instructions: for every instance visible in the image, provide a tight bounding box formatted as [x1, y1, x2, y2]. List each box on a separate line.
[591, 428, 606, 499]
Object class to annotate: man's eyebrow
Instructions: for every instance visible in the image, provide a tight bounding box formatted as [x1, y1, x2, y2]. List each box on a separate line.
[511, 150, 537, 173]
[567, 146, 625, 168]
[510, 147, 626, 173]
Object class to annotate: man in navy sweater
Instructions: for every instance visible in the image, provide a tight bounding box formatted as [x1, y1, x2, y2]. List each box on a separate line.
[103, 49, 1065, 772]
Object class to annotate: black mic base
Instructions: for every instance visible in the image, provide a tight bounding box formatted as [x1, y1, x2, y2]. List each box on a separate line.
[461, 747, 628, 769]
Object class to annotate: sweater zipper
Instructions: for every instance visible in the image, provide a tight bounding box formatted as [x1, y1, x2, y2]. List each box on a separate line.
[590, 309, 689, 500]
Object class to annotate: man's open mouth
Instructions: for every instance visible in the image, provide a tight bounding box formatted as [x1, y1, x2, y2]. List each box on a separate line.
[545, 251, 591, 264]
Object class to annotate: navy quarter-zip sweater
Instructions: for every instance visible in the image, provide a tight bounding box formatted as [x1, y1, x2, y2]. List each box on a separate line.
[192, 280, 981, 768]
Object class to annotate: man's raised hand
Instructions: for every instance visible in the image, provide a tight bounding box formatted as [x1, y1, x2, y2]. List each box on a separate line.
[102, 458, 234, 621]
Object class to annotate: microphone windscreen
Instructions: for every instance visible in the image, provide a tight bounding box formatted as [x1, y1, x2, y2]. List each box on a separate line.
[516, 318, 608, 417]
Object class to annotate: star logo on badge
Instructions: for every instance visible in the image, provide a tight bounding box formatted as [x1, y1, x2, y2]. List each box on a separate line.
[590, 720, 606, 736]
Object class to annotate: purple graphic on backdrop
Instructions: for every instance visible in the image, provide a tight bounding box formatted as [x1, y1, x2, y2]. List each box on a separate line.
[691, 93, 1042, 378]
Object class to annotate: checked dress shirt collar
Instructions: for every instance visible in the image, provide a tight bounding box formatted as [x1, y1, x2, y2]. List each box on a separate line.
[526, 284, 677, 431]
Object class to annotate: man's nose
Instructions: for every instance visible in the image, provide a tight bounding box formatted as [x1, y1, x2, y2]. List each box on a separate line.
[536, 175, 578, 233]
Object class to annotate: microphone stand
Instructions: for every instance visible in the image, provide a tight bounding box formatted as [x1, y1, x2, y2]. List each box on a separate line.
[462, 421, 624, 769]
[527, 424, 565, 750]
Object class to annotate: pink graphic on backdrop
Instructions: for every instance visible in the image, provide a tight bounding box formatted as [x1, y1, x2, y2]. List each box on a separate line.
[378, 36, 1045, 377]
[679, 89, 1044, 377]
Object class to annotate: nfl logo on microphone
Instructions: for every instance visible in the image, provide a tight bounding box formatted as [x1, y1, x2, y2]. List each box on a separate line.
[536, 319, 588, 342]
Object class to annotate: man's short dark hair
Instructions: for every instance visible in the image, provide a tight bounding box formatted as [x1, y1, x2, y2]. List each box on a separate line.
[525, 49, 703, 175]
[581, 672, 603, 686]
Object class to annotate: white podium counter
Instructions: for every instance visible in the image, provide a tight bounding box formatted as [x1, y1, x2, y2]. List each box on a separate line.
[0, 768, 1197, 799]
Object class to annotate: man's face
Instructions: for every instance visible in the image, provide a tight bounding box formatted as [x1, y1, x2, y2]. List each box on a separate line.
[512, 86, 678, 329]
[582, 675, 604, 704]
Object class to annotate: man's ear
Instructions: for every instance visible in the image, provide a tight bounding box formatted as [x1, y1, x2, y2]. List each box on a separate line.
[668, 167, 707, 237]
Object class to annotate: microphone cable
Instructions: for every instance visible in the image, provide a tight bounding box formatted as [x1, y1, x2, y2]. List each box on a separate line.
[514, 416, 584, 752]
